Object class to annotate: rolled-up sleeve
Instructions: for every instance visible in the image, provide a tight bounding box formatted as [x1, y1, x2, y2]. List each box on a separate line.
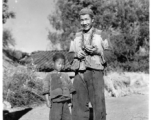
[92, 35, 104, 55]
[69, 40, 75, 52]
[42, 74, 51, 95]
[100, 31, 111, 50]
[101, 38, 110, 50]
[66, 75, 75, 93]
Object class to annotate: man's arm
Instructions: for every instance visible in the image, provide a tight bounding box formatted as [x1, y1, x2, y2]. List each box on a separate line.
[69, 37, 86, 59]
[100, 31, 111, 50]
[101, 38, 110, 50]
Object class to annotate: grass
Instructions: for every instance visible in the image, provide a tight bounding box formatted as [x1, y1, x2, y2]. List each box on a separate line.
[3, 62, 45, 108]
[104, 72, 149, 97]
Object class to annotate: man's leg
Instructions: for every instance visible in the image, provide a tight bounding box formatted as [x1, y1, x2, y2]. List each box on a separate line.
[72, 74, 90, 120]
[84, 70, 106, 120]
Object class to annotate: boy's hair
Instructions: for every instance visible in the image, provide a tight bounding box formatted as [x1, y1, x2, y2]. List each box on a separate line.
[53, 52, 66, 63]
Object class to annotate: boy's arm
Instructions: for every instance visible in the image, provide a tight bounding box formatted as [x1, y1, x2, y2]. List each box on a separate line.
[42, 74, 52, 108]
[45, 94, 51, 108]
[42, 74, 50, 95]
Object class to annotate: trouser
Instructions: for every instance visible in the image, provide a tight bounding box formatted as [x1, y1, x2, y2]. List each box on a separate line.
[72, 74, 90, 120]
[49, 101, 71, 120]
[72, 70, 106, 120]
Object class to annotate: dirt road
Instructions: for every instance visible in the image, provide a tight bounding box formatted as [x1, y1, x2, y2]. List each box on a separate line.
[106, 94, 148, 120]
[18, 94, 148, 120]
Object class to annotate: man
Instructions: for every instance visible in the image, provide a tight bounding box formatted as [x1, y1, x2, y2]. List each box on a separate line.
[69, 8, 109, 120]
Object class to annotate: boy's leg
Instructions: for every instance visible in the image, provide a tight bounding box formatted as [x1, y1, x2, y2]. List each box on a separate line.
[62, 102, 72, 120]
[50, 102, 62, 120]
[72, 74, 90, 120]
[84, 70, 106, 120]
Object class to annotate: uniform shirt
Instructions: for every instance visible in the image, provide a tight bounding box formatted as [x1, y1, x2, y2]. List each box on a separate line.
[69, 27, 109, 70]
[42, 71, 75, 102]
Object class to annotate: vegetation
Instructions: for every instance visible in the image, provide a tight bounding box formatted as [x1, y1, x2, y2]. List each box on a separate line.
[3, 0, 16, 49]
[3, 0, 15, 24]
[104, 72, 149, 97]
[3, 29, 16, 49]
[3, 63, 44, 107]
[3, 49, 29, 63]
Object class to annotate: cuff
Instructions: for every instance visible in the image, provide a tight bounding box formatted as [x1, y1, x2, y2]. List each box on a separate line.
[42, 91, 49, 95]
[91, 48, 101, 55]
[70, 87, 76, 94]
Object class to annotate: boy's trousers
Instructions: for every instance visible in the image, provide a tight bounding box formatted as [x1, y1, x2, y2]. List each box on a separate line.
[72, 70, 106, 120]
[50, 102, 71, 120]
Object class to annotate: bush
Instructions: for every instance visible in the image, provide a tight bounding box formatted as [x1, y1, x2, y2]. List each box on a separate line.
[3, 65, 45, 107]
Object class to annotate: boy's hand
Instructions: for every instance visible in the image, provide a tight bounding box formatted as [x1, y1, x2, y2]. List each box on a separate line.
[46, 101, 51, 108]
[68, 103, 72, 107]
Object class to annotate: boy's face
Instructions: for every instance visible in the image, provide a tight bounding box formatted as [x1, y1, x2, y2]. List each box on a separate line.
[80, 14, 94, 31]
[54, 58, 65, 72]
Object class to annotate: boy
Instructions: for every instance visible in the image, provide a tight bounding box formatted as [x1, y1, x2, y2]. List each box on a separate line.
[42, 53, 75, 120]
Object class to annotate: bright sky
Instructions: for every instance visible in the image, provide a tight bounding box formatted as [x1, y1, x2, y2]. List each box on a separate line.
[3, 0, 56, 53]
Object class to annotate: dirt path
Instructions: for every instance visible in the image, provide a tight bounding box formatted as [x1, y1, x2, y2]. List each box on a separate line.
[106, 94, 148, 120]
[18, 94, 148, 120]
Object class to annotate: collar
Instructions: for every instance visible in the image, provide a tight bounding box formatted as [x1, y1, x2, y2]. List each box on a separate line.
[82, 27, 94, 34]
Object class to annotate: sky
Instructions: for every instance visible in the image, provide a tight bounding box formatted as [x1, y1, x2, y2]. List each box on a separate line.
[3, 0, 56, 53]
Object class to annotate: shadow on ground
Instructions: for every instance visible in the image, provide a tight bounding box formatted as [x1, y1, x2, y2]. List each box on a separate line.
[3, 108, 32, 120]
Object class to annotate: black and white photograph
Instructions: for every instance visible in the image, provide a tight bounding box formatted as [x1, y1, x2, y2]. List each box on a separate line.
[3, 0, 150, 120]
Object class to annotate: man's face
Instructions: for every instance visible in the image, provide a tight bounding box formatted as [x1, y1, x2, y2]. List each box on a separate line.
[80, 14, 94, 31]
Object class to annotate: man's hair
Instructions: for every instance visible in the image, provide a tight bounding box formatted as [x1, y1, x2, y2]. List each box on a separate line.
[79, 13, 94, 19]
[53, 53, 66, 63]
[79, 8, 94, 19]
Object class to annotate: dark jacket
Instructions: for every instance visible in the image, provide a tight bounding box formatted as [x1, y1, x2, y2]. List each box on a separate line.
[43, 71, 75, 102]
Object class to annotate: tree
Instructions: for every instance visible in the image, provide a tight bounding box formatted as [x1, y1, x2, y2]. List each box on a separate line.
[3, 29, 15, 49]
[3, 0, 16, 49]
[3, 0, 15, 24]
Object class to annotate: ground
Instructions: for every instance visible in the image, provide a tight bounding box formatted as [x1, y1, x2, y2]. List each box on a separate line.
[17, 93, 148, 120]
[106, 94, 148, 120]
[4, 70, 149, 120]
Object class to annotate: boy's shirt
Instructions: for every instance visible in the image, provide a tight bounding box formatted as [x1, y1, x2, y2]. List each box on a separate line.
[42, 71, 75, 102]
[69, 27, 110, 70]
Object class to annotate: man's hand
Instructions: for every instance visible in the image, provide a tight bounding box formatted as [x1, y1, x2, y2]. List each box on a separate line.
[84, 45, 98, 55]
[77, 50, 86, 59]
[46, 100, 51, 108]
